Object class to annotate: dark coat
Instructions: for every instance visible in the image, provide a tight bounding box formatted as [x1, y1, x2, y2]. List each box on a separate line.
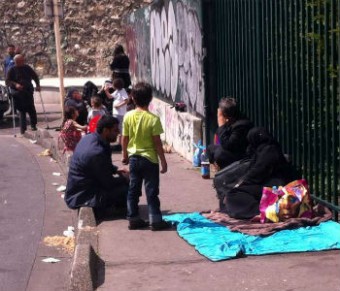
[6, 65, 40, 111]
[109, 54, 131, 88]
[65, 133, 127, 209]
[64, 88, 88, 125]
[222, 127, 301, 219]
[207, 118, 253, 169]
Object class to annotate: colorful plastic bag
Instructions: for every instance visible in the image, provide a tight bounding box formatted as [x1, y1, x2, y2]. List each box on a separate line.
[259, 179, 313, 223]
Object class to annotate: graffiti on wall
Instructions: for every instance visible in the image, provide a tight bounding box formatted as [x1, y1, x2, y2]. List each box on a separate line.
[150, 1, 204, 116]
[126, 0, 205, 116]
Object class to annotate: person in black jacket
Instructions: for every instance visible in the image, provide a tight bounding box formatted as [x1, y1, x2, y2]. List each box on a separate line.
[65, 115, 129, 218]
[109, 44, 131, 89]
[221, 127, 301, 219]
[6, 54, 40, 135]
[64, 87, 88, 126]
[207, 97, 253, 170]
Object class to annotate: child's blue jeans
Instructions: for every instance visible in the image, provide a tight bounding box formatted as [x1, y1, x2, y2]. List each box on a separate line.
[127, 155, 162, 223]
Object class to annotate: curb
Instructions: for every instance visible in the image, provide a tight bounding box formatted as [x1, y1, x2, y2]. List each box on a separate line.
[24, 128, 98, 291]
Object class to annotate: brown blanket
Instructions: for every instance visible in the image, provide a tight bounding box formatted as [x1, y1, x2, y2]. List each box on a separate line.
[201, 204, 332, 236]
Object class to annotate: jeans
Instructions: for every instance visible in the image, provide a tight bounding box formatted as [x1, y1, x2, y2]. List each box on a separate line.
[127, 155, 162, 223]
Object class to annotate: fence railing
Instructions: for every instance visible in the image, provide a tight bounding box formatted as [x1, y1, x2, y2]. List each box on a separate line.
[204, 0, 340, 219]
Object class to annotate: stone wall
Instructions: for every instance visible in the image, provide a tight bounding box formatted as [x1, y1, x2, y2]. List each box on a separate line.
[0, 0, 152, 78]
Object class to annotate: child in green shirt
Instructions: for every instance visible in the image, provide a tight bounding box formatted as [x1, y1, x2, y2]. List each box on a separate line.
[122, 82, 171, 231]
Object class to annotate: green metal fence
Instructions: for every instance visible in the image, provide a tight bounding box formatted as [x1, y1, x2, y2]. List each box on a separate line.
[203, 0, 340, 218]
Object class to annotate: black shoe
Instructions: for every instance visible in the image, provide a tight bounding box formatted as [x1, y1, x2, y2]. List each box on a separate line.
[128, 218, 149, 230]
[151, 220, 172, 231]
[31, 126, 37, 131]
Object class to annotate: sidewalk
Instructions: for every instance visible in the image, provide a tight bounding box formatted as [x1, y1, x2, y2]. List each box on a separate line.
[28, 104, 340, 291]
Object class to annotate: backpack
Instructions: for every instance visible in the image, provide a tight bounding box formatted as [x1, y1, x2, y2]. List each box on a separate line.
[82, 81, 98, 103]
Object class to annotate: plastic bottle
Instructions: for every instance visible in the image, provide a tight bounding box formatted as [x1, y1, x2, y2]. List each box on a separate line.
[200, 149, 210, 179]
[272, 186, 278, 195]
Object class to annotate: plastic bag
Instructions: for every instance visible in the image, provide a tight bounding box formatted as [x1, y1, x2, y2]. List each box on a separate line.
[259, 179, 313, 223]
[193, 140, 204, 167]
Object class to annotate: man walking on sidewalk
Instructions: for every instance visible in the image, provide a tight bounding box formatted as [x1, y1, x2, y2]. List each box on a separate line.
[6, 54, 40, 135]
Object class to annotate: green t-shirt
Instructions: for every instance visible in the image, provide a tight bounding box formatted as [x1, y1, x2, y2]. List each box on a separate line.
[122, 109, 163, 163]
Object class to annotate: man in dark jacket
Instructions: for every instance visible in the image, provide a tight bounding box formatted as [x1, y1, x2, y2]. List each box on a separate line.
[65, 115, 129, 218]
[6, 54, 40, 135]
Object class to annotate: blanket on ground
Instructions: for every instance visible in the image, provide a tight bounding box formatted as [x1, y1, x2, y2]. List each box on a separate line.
[201, 204, 332, 236]
[163, 211, 340, 261]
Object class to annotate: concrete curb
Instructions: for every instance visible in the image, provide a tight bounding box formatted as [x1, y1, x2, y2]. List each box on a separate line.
[24, 128, 98, 291]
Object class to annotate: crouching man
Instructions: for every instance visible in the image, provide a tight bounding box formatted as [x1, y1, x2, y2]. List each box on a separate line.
[65, 115, 129, 219]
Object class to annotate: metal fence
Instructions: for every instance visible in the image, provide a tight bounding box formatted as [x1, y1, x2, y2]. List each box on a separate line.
[203, 0, 340, 218]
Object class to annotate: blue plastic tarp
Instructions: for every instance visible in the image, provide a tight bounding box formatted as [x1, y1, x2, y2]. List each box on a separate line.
[163, 212, 340, 261]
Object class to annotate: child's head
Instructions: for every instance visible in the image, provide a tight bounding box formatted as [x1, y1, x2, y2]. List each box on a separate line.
[113, 78, 125, 90]
[131, 82, 153, 107]
[218, 97, 240, 121]
[64, 106, 78, 120]
[90, 96, 102, 109]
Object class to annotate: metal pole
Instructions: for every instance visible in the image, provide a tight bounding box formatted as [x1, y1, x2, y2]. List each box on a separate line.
[53, 0, 65, 118]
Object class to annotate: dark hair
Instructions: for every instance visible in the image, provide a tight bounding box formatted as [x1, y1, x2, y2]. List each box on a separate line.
[113, 78, 124, 90]
[7, 44, 15, 48]
[131, 82, 153, 107]
[96, 115, 119, 134]
[61, 106, 77, 127]
[91, 96, 102, 108]
[218, 97, 240, 121]
[66, 87, 79, 99]
[113, 44, 124, 57]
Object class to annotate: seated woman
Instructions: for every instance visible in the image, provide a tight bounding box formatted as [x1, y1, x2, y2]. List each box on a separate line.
[220, 127, 301, 219]
[64, 87, 88, 125]
[207, 97, 253, 170]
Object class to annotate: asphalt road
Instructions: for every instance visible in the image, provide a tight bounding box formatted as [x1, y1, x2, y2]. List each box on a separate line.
[0, 132, 75, 291]
[0, 136, 44, 291]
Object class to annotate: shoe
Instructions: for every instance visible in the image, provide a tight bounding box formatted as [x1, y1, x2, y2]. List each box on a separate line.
[128, 218, 149, 230]
[150, 220, 172, 231]
[31, 126, 37, 131]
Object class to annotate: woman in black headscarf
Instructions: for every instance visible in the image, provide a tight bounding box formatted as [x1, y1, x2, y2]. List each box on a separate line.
[109, 44, 131, 89]
[220, 127, 301, 219]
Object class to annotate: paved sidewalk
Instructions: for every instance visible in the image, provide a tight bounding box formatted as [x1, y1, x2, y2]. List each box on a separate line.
[26, 101, 340, 291]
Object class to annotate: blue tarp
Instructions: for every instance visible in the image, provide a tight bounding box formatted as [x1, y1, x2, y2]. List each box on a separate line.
[163, 212, 340, 261]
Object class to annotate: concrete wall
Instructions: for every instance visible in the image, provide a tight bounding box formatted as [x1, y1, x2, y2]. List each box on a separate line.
[149, 98, 202, 162]
[125, 0, 205, 117]
[125, 0, 205, 162]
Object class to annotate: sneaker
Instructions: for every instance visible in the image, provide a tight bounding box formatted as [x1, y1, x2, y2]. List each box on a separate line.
[150, 220, 172, 231]
[31, 126, 37, 131]
[128, 218, 149, 230]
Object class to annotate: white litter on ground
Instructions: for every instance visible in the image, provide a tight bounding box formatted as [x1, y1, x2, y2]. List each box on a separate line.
[42, 257, 61, 263]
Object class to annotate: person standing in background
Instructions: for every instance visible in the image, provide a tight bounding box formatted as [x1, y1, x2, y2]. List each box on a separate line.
[3, 44, 15, 78]
[6, 54, 40, 135]
[109, 44, 131, 89]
